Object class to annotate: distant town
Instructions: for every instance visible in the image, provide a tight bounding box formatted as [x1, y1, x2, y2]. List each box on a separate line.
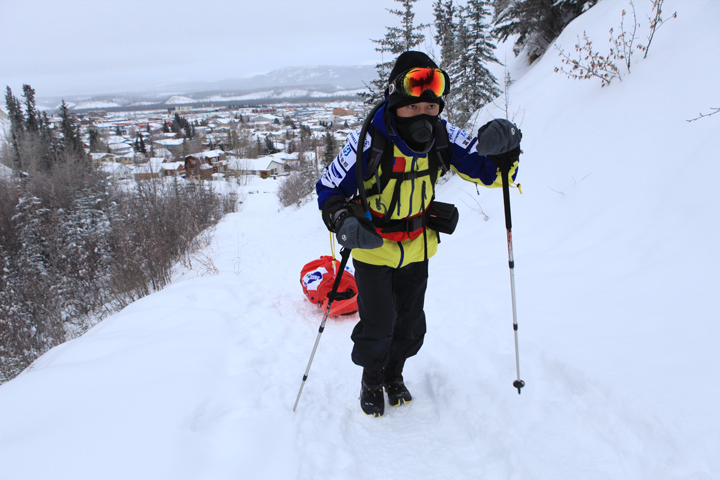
[1, 101, 368, 182]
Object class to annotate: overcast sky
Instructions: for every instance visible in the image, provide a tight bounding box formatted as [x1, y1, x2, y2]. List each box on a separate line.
[1, 0, 438, 98]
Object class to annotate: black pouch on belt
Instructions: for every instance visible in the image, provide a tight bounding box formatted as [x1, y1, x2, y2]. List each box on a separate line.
[427, 201, 459, 235]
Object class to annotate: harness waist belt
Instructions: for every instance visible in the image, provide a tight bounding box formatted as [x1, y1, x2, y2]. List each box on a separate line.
[371, 212, 426, 234]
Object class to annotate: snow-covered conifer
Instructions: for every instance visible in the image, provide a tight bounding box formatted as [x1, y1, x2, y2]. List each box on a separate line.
[21, 85, 40, 134]
[433, 0, 459, 70]
[447, 0, 501, 127]
[493, 0, 597, 63]
[362, 0, 428, 105]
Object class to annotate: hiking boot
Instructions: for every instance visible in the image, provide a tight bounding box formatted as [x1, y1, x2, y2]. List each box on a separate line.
[383, 359, 411, 406]
[385, 381, 412, 406]
[360, 368, 385, 417]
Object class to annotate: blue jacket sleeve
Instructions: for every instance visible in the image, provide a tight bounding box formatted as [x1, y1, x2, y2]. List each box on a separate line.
[316, 127, 370, 209]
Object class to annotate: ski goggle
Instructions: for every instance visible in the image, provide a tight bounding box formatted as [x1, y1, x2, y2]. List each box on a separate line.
[388, 67, 450, 98]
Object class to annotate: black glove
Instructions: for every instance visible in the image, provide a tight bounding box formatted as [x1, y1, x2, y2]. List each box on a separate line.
[489, 146, 521, 172]
[322, 196, 383, 250]
[336, 216, 383, 250]
[322, 196, 349, 232]
[476, 119, 522, 156]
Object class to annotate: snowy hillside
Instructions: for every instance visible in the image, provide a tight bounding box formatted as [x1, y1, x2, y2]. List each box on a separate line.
[0, 111, 10, 137]
[1, 111, 11, 178]
[1, 0, 719, 478]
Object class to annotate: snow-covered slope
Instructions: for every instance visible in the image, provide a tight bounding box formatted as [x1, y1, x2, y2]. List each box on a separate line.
[1, 0, 719, 478]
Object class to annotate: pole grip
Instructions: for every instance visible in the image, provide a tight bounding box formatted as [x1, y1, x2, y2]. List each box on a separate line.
[500, 166, 512, 231]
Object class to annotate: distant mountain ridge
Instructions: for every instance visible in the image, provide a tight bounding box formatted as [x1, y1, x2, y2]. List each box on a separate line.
[168, 65, 376, 93]
[38, 65, 377, 111]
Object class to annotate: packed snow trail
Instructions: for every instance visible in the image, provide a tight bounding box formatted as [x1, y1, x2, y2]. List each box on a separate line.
[5, 171, 712, 480]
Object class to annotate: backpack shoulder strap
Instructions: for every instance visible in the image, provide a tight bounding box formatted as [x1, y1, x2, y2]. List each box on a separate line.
[364, 129, 387, 182]
[364, 130, 394, 199]
[433, 119, 451, 174]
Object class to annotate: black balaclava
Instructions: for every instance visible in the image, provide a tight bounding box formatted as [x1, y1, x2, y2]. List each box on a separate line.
[393, 114, 437, 152]
[385, 51, 445, 153]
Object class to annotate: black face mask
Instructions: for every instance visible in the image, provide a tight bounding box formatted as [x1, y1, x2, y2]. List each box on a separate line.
[394, 114, 437, 151]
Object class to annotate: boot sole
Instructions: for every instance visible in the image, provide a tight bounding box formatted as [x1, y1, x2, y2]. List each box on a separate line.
[389, 398, 411, 407]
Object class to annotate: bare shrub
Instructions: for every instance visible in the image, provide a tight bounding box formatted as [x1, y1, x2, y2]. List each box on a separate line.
[554, 0, 676, 87]
[104, 178, 236, 306]
[277, 153, 318, 208]
[638, 0, 677, 59]
[555, 31, 624, 87]
[687, 107, 720, 123]
[0, 170, 238, 383]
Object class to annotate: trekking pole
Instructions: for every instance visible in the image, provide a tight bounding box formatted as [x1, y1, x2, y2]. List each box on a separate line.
[500, 165, 525, 395]
[293, 247, 352, 412]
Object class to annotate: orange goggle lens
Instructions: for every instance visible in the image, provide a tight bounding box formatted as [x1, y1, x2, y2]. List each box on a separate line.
[398, 68, 448, 97]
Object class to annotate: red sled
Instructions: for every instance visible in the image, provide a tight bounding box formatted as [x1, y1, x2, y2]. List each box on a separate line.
[300, 255, 358, 317]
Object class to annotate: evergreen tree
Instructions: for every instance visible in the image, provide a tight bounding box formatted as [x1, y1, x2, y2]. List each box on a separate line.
[37, 112, 57, 171]
[4, 194, 64, 373]
[22, 85, 40, 133]
[172, 113, 194, 139]
[447, 0, 501, 127]
[433, 0, 459, 70]
[171, 114, 182, 134]
[322, 131, 338, 168]
[265, 135, 276, 154]
[299, 124, 312, 143]
[58, 100, 86, 161]
[361, 0, 428, 105]
[4, 87, 25, 135]
[4, 87, 25, 172]
[89, 127, 104, 153]
[493, 0, 597, 63]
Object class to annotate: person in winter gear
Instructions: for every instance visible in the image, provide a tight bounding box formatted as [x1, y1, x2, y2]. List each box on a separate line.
[316, 51, 521, 416]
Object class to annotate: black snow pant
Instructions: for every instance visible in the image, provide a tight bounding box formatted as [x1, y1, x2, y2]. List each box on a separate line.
[350, 258, 428, 371]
